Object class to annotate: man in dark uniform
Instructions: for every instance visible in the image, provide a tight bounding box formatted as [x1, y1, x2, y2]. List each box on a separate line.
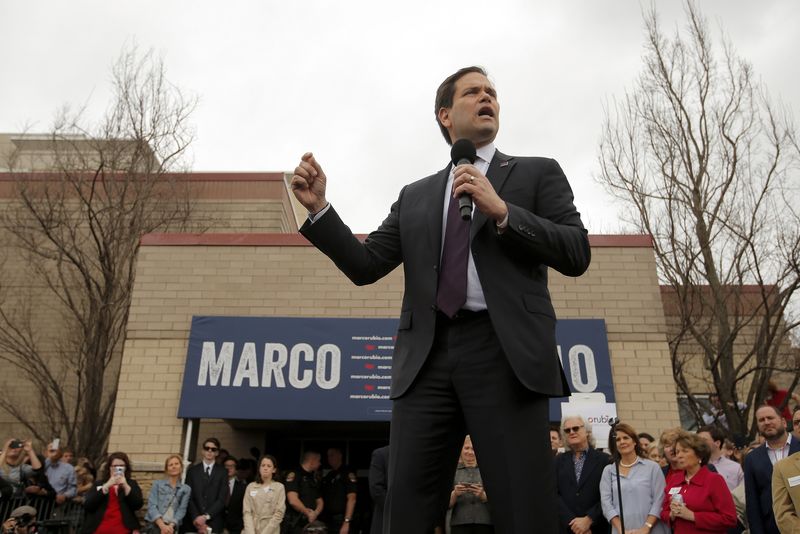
[320, 448, 357, 533]
[283, 451, 324, 534]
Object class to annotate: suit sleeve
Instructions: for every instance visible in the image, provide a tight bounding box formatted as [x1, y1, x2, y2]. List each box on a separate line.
[500, 158, 590, 277]
[300, 195, 404, 286]
[368, 448, 388, 506]
[772, 461, 800, 533]
[207, 473, 227, 518]
[555, 456, 576, 525]
[586, 453, 611, 523]
[186, 469, 201, 520]
[692, 475, 737, 530]
[744, 454, 766, 534]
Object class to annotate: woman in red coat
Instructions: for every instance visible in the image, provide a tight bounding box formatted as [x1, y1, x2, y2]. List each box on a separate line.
[660, 433, 736, 533]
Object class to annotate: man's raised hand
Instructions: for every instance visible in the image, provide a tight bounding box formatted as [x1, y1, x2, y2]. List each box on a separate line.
[291, 152, 328, 214]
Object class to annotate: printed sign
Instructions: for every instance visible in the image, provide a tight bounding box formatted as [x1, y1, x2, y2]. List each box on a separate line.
[177, 316, 614, 422]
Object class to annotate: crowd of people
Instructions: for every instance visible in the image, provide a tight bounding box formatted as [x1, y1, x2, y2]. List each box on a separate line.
[2, 403, 799, 534]
[551, 404, 800, 534]
[0, 437, 363, 534]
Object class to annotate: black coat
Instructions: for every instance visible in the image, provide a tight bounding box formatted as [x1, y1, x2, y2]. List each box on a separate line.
[555, 448, 612, 534]
[368, 446, 389, 534]
[81, 480, 143, 534]
[224, 478, 247, 532]
[183, 462, 228, 533]
[744, 438, 800, 534]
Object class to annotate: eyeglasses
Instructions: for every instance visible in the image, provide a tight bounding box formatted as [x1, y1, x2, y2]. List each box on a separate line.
[204, 446, 219, 452]
[563, 425, 584, 434]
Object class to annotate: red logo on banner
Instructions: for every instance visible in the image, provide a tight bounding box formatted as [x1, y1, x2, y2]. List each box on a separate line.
[364, 384, 375, 391]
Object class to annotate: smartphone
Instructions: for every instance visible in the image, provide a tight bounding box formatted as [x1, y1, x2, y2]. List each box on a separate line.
[114, 466, 125, 476]
[52, 438, 60, 449]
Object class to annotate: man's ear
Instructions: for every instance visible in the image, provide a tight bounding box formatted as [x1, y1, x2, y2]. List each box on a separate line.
[438, 107, 451, 129]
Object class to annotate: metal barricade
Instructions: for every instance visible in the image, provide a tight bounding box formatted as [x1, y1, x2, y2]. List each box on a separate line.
[0, 496, 84, 534]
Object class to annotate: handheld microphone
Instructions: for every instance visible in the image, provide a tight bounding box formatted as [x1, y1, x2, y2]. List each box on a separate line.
[450, 139, 477, 220]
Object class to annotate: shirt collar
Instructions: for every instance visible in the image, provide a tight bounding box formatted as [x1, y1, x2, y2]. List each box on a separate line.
[475, 143, 496, 166]
[202, 461, 215, 470]
[767, 432, 792, 451]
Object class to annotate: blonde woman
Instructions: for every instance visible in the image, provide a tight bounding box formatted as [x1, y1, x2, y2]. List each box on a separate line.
[145, 454, 191, 534]
[243, 455, 285, 534]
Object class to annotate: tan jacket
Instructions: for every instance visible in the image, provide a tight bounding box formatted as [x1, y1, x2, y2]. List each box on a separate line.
[772, 451, 800, 534]
[242, 481, 285, 534]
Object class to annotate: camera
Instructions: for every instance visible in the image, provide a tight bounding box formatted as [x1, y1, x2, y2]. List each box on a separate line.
[9, 439, 22, 449]
[14, 515, 34, 529]
[114, 466, 125, 476]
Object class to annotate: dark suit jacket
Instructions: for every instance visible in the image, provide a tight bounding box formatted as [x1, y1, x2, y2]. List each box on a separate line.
[183, 462, 228, 533]
[744, 438, 800, 534]
[368, 446, 389, 534]
[81, 479, 144, 534]
[301, 152, 590, 398]
[555, 448, 611, 534]
[224, 477, 247, 532]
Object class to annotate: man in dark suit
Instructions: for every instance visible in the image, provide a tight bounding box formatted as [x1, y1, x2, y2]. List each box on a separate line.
[223, 457, 247, 534]
[744, 405, 800, 534]
[368, 446, 389, 534]
[184, 437, 228, 534]
[291, 66, 590, 533]
[555, 415, 610, 534]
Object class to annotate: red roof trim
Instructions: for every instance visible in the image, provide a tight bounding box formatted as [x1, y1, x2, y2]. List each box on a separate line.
[140, 233, 653, 247]
[0, 171, 286, 182]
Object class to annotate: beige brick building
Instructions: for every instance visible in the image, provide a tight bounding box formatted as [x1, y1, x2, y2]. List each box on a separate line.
[0, 132, 682, 491]
[109, 230, 681, 468]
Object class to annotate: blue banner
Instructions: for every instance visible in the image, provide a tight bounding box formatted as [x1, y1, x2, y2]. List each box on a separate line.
[177, 316, 613, 421]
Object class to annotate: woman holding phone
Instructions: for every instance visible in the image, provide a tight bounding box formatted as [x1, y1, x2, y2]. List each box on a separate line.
[81, 452, 143, 534]
[449, 436, 493, 534]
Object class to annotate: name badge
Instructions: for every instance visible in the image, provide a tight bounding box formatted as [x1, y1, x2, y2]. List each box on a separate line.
[668, 487, 681, 495]
[249, 490, 258, 497]
[789, 475, 800, 488]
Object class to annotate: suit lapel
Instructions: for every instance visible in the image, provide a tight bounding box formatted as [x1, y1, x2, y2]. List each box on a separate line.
[470, 150, 515, 240]
[427, 166, 450, 259]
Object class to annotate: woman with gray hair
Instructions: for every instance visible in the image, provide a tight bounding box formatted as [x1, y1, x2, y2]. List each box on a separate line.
[555, 415, 611, 534]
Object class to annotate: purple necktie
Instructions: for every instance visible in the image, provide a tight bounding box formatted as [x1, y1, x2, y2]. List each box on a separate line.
[436, 190, 470, 317]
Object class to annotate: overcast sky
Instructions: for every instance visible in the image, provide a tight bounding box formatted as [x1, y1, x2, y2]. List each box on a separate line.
[1, 0, 797, 233]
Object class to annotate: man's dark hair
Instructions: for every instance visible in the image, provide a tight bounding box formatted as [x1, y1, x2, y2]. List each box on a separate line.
[434, 66, 488, 145]
[637, 432, 655, 442]
[756, 404, 783, 419]
[300, 450, 321, 465]
[697, 425, 726, 447]
[203, 437, 221, 449]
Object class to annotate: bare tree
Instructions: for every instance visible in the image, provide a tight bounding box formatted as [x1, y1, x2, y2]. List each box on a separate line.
[597, 2, 800, 436]
[0, 47, 198, 463]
